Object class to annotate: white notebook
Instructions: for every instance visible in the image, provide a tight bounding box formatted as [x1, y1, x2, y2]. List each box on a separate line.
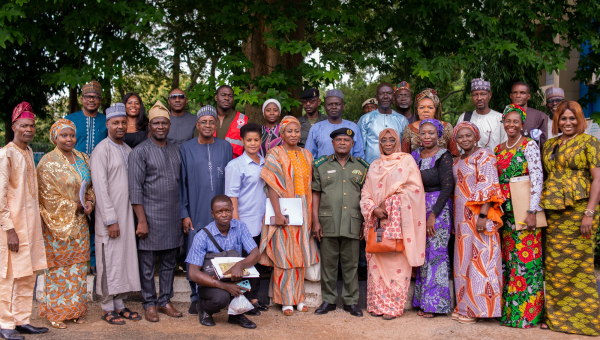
[264, 198, 304, 226]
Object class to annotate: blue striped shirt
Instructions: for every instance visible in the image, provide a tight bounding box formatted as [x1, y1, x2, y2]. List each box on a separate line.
[185, 219, 257, 267]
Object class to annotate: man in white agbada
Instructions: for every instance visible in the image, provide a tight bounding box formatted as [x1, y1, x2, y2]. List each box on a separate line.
[456, 78, 507, 151]
[90, 103, 141, 325]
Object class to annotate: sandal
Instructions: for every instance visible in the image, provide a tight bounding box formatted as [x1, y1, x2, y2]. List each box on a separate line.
[72, 318, 85, 324]
[540, 323, 549, 330]
[382, 314, 397, 320]
[451, 312, 460, 321]
[417, 310, 425, 317]
[118, 308, 142, 321]
[422, 312, 436, 318]
[370, 312, 382, 317]
[101, 311, 125, 325]
[458, 315, 477, 324]
[282, 305, 294, 316]
[50, 321, 67, 329]
[297, 302, 308, 312]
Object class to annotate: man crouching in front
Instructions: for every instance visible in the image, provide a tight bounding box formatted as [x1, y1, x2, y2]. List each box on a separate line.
[186, 194, 260, 329]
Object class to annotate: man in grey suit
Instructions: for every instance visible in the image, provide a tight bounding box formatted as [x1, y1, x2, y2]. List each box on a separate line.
[128, 101, 185, 322]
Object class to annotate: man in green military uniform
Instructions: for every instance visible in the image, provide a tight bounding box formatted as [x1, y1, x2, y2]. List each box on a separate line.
[312, 127, 368, 317]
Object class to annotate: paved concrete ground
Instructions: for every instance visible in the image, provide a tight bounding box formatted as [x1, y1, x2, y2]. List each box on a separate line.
[23, 300, 588, 340]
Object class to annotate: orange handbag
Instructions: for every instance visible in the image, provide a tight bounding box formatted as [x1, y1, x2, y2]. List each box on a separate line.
[365, 220, 405, 253]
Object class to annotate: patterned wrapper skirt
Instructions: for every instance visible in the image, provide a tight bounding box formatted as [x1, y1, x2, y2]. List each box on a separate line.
[366, 251, 411, 317]
[412, 191, 452, 313]
[500, 209, 544, 328]
[545, 201, 600, 336]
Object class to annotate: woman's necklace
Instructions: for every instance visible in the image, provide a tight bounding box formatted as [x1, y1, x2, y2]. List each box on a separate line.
[505, 136, 522, 149]
[560, 133, 578, 145]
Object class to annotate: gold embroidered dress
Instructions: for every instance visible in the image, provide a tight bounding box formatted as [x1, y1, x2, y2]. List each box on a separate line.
[37, 148, 95, 321]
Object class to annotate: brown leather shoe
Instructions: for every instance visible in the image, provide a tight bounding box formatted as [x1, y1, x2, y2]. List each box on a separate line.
[157, 303, 183, 318]
[145, 306, 159, 322]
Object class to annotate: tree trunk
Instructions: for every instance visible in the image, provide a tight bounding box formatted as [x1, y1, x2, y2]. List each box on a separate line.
[172, 45, 181, 90]
[69, 86, 80, 113]
[4, 115, 13, 145]
[242, 1, 306, 124]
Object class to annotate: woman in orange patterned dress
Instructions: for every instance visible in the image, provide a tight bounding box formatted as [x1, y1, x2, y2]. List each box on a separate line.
[37, 119, 95, 329]
[259, 116, 319, 316]
[451, 121, 505, 324]
[360, 128, 426, 320]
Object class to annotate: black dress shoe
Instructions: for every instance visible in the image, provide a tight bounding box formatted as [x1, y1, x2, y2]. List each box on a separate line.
[228, 314, 256, 329]
[0, 329, 24, 340]
[244, 308, 261, 316]
[188, 301, 198, 315]
[343, 304, 363, 317]
[197, 303, 215, 326]
[314, 302, 336, 315]
[252, 301, 269, 311]
[14, 325, 48, 334]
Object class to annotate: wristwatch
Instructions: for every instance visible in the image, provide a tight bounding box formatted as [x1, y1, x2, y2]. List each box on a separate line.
[526, 210, 536, 214]
[585, 209, 595, 217]
[478, 213, 487, 219]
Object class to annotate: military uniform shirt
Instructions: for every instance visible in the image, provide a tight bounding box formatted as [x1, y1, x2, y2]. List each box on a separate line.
[312, 155, 369, 239]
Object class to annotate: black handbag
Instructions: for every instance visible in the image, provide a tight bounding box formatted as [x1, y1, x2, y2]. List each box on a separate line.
[201, 227, 240, 279]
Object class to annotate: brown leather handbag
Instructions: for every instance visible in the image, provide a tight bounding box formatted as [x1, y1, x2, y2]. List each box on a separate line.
[365, 220, 405, 253]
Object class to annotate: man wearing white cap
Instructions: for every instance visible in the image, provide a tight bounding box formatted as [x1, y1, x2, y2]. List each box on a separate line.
[305, 89, 365, 159]
[90, 103, 142, 325]
[362, 98, 378, 114]
[545, 87, 565, 138]
[128, 101, 184, 322]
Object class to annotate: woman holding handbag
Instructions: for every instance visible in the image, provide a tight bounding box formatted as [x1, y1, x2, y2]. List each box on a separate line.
[452, 121, 505, 324]
[359, 128, 426, 320]
[494, 104, 544, 328]
[410, 119, 455, 319]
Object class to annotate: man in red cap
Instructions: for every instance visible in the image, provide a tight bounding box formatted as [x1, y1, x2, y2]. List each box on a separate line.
[0, 103, 49, 340]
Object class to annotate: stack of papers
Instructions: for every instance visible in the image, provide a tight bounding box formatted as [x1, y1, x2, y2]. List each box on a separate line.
[210, 257, 260, 279]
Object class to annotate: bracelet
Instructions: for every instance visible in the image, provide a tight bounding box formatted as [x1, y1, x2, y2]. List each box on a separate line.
[584, 209, 595, 217]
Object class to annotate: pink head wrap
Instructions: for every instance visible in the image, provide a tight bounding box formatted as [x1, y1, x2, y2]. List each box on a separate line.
[12, 102, 35, 123]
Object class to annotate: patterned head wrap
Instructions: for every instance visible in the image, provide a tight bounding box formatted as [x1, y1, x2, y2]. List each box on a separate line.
[502, 103, 526, 122]
[394, 81, 411, 95]
[471, 78, 491, 92]
[12, 102, 36, 123]
[197, 105, 217, 121]
[49, 119, 77, 146]
[82, 80, 102, 96]
[419, 119, 444, 139]
[452, 121, 481, 142]
[545, 86, 565, 99]
[279, 115, 301, 136]
[415, 88, 441, 119]
[262, 99, 281, 117]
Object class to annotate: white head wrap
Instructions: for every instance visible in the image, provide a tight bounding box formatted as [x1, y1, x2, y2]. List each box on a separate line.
[262, 99, 281, 117]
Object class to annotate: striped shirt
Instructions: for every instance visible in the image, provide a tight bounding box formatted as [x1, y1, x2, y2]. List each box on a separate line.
[185, 219, 257, 267]
[128, 138, 183, 250]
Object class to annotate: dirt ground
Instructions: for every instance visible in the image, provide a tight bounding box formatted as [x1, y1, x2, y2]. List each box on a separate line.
[22, 301, 591, 340]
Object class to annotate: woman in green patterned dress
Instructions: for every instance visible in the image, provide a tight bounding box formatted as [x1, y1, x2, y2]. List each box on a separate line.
[541, 101, 600, 335]
[494, 104, 544, 328]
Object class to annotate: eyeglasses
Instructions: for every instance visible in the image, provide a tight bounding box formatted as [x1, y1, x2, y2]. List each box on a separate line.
[380, 138, 397, 144]
[301, 98, 319, 105]
[546, 98, 563, 105]
[169, 94, 186, 100]
[83, 95, 101, 101]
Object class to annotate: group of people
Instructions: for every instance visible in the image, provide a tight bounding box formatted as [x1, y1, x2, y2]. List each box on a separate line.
[0, 76, 597, 339]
